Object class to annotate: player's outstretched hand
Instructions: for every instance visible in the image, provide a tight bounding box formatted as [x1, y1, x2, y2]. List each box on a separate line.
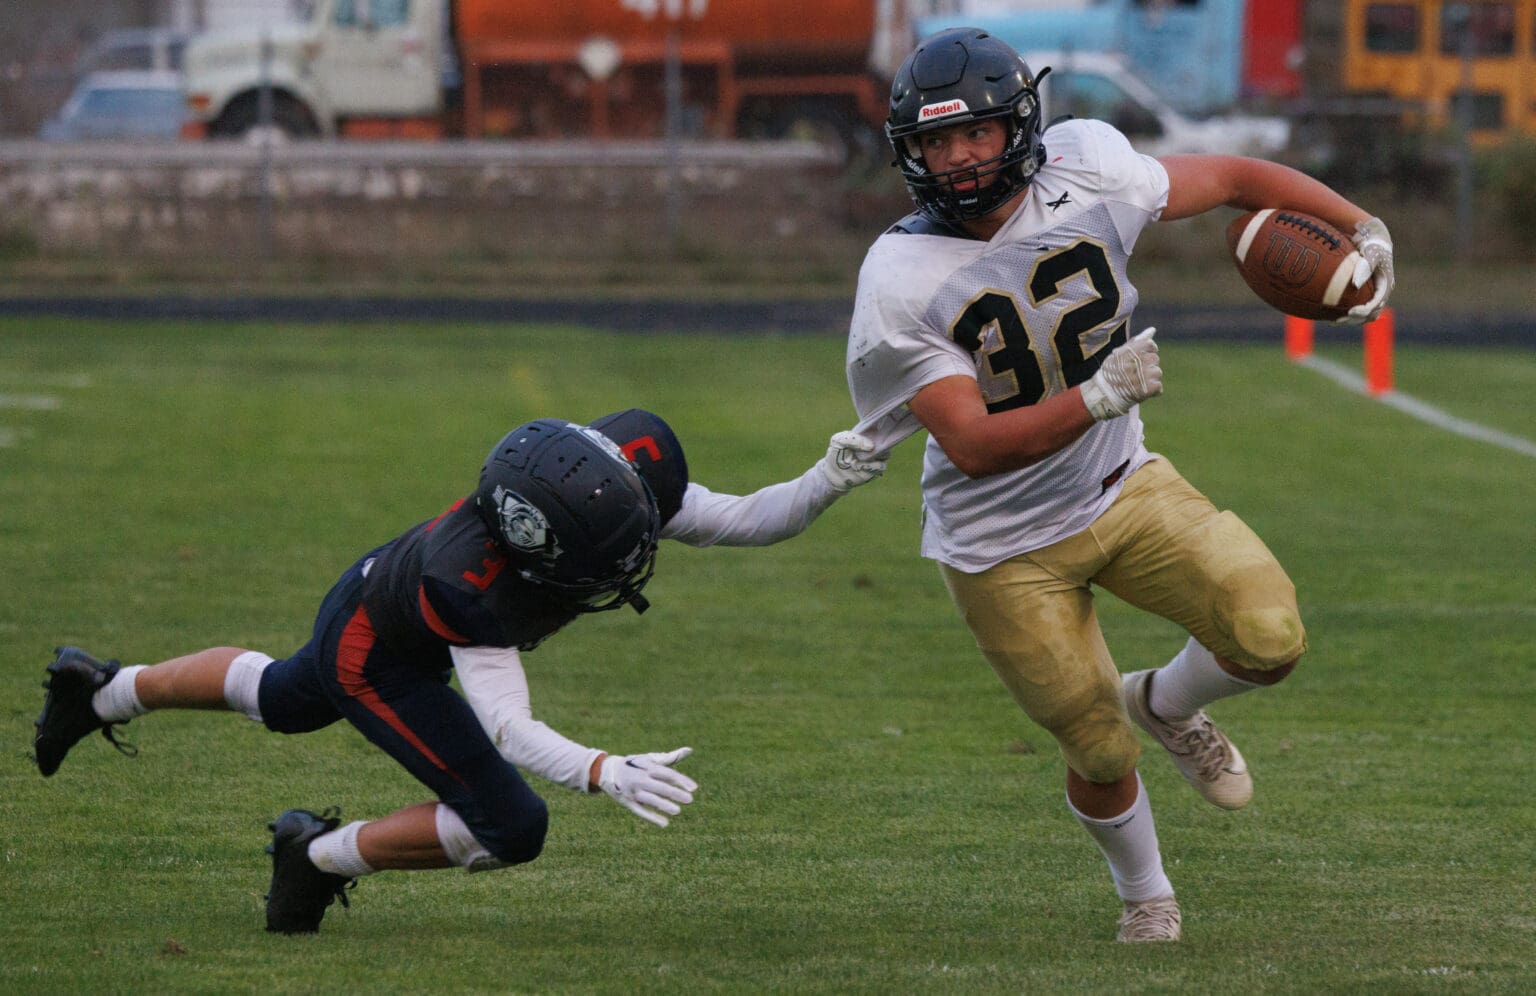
[599, 747, 697, 827]
[1080, 327, 1163, 421]
[817, 431, 886, 492]
[1339, 216, 1394, 325]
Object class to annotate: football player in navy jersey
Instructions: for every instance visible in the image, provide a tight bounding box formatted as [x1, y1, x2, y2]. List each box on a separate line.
[34, 414, 884, 934]
[844, 28, 1395, 941]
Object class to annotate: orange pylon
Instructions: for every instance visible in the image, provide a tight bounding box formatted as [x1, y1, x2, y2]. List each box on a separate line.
[1364, 309, 1395, 395]
[1285, 314, 1314, 360]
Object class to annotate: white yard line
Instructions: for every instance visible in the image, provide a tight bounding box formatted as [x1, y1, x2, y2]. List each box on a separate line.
[0, 377, 83, 450]
[0, 393, 62, 411]
[1297, 354, 1536, 459]
[0, 373, 92, 389]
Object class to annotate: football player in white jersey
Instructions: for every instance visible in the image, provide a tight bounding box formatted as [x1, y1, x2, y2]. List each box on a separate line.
[846, 27, 1395, 942]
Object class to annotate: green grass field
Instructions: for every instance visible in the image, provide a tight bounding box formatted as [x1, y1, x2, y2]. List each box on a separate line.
[2, 318, 1533, 993]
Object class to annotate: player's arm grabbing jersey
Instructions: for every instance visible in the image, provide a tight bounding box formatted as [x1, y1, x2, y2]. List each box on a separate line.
[661, 466, 848, 548]
[600, 409, 874, 549]
[845, 119, 1170, 572]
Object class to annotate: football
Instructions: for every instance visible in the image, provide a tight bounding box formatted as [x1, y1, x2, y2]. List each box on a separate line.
[1225, 209, 1373, 321]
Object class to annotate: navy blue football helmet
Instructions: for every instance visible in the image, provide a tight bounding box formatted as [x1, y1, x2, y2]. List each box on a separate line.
[886, 27, 1049, 225]
[587, 409, 689, 528]
[474, 419, 660, 614]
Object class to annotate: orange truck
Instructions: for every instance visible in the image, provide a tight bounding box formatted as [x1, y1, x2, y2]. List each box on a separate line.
[182, 0, 909, 155]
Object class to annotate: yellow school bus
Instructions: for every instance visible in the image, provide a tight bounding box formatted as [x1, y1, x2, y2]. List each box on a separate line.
[1342, 0, 1536, 138]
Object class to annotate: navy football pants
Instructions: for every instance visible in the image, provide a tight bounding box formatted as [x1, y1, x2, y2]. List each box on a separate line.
[256, 551, 548, 864]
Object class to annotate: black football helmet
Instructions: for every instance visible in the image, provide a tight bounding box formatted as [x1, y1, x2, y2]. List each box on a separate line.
[886, 27, 1049, 225]
[474, 419, 660, 614]
[587, 409, 689, 528]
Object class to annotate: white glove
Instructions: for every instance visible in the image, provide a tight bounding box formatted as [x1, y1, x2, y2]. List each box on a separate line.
[598, 747, 697, 827]
[1340, 216, 1394, 325]
[816, 431, 886, 493]
[1079, 327, 1162, 421]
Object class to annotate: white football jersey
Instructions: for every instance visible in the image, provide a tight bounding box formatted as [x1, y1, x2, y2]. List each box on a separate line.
[846, 119, 1170, 572]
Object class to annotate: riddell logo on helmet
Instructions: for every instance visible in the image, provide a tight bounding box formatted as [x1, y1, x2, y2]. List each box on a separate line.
[919, 99, 969, 121]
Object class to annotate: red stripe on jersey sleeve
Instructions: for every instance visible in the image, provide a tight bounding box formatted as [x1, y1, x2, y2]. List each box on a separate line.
[418, 584, 471, 644]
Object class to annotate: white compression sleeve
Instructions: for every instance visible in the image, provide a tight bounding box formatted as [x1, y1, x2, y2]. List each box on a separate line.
[451, 644, 602, 792]
[660, 469, 841, 548]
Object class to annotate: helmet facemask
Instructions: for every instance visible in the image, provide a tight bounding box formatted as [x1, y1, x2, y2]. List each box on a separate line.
[522, 543, 659, 614]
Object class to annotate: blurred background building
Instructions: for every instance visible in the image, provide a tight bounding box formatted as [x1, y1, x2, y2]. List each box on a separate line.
[1, 0, 1532, 283]
[7, 2, 1535, 152]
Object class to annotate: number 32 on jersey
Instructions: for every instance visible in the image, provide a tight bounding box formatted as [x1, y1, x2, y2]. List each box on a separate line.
[948, 238, 1129, 414]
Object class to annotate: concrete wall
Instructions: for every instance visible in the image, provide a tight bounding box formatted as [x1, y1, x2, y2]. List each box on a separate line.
[0, 139, 895, 285]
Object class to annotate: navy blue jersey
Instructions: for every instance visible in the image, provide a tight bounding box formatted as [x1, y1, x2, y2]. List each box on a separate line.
[361, 499, 578, 665]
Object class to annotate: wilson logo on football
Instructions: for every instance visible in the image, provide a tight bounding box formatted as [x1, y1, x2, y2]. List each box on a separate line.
[919, 99, 969, 121]
[1260, 235, 1320, 288]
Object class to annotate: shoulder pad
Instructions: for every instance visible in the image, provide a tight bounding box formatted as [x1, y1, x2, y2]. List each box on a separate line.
[883, 211, 975, 240]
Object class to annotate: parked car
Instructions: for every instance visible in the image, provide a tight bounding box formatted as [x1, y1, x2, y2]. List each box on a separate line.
[1026, 51, 1291, 158]
[39, 71, 187, 141]
[75, 28, 191, 75]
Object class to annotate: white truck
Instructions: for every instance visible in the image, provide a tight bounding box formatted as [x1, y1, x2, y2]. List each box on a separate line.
[1028, 50, 1291, 158]
[179, 0, 904, 154]
[181, 0, 448, 140]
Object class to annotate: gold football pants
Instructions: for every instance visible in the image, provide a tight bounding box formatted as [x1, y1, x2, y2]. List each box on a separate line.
[940, 457, 1305, 783]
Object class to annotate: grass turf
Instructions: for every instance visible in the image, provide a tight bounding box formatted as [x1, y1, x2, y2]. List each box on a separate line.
[1, 319, 1533, 993]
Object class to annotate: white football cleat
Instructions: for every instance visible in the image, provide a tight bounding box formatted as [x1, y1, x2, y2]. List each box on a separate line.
[1122, 669, 1253, 810]
[1117, 895, 1182, 942]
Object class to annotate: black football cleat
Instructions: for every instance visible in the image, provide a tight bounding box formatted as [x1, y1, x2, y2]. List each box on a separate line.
[265, 807, 357, 934]
[34, 646, 136, 777]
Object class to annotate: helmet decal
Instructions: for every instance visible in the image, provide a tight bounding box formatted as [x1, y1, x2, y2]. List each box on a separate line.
[491, 484, 561, 560]
[919, 98, 970, 122]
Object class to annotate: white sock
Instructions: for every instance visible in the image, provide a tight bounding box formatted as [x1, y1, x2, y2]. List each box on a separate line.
[307, 821, 376, 878]
[1147, 637, 1258, 721]
[90, 665, 149, 723]
[1069, 773, 1173, 902]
